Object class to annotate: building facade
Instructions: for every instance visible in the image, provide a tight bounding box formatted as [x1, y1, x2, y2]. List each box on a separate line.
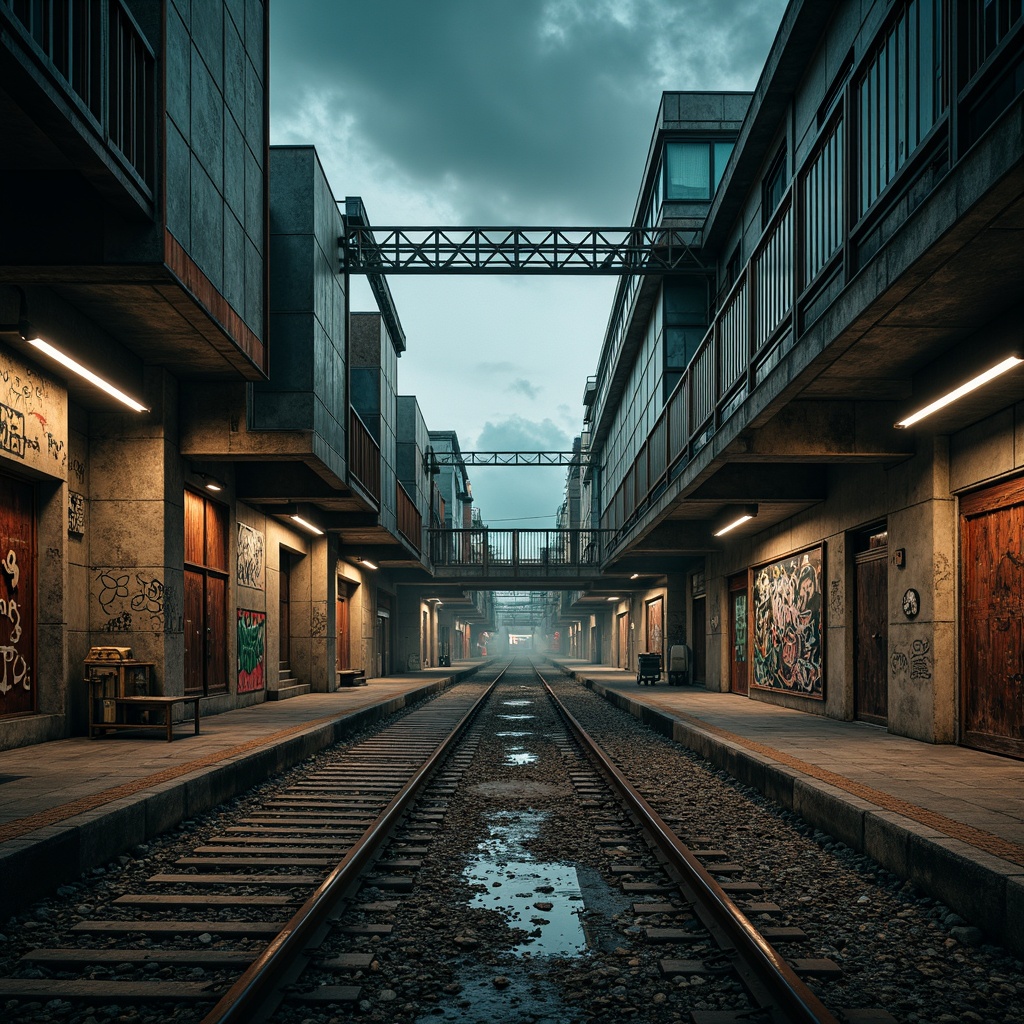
[573, 0, 1024, 757]
[0, 2, 481, 752]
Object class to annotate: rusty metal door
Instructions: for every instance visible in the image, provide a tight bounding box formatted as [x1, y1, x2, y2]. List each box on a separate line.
[854, 549, 888, 725]
[961, 477, 1024, 759]
[0, 472, 35, 716]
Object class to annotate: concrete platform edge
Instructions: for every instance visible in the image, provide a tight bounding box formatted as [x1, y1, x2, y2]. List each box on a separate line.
[0, 668, 475, 921]
[562, 665, 1024, 958]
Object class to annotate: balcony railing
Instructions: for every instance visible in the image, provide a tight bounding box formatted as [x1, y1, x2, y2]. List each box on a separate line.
[602, 188, 797, 538]
[2, 0, 155, 193]
[396, 481, 422, 552]
[349, 409, 380, 503]
[429, 528, 612, 577]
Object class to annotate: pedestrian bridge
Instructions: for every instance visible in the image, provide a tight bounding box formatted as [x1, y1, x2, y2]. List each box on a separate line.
[428, 528, 611, 585]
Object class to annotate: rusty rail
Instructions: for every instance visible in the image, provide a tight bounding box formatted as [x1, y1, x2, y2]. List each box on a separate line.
[538, 666, 841, 1024]
[200, 665, 506, 1023]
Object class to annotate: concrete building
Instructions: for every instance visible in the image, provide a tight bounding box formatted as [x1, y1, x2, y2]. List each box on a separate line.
[0, 2, 474, 751]
[569, 0, 1024, 757]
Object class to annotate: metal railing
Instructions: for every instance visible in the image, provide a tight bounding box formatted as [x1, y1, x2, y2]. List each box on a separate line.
[429, 528, 611, 576]
[602, 190, 796, 537]
[396, 481, 422, 552]
[2, 0, 155, 191]
[349, 409, 380, 503]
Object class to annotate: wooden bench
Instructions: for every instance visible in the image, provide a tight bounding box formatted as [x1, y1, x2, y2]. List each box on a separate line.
[88, 695, 201, 742]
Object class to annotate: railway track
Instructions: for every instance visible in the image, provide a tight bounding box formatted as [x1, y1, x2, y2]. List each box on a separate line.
[0, 667, 501, 1023]
[0, 657, 968, 1022]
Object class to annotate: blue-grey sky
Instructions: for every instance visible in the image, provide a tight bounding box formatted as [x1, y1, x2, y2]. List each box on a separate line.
[269, 0, 787, 526]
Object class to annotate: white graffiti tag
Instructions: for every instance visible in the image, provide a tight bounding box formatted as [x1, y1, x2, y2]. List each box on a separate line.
[0, 646, 30, 694]
[1, 549, 19, 590]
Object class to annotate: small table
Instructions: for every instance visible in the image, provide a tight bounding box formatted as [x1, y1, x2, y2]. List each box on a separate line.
[88, 692, 201, 741]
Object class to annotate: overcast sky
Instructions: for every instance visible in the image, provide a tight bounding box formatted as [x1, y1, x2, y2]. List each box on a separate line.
[269, 0, 787, 527]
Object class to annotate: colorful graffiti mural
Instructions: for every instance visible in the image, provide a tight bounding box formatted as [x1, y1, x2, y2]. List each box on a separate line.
[752, 546, 824, 698]
[237, 608, 266, 693]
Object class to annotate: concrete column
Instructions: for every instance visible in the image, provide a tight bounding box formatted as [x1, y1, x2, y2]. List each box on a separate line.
[87, 368, 183, 696]
[887, 438, 956, 742]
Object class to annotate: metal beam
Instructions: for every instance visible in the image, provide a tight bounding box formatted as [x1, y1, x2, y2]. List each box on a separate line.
[340, 224, 706, 275]
[429, 450, 590, 468]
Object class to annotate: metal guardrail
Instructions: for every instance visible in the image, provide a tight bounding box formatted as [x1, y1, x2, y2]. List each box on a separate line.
[429, 528, 610, 576]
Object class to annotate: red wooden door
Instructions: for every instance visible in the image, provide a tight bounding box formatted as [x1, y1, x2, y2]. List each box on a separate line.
[184, 490, 228, 696]
[961, 478, 1024, 759]
[0, 472, 35, 717]
[729, 575, 748, 695]
[183, 570, 204, 695]
[336, 591, 349, 671]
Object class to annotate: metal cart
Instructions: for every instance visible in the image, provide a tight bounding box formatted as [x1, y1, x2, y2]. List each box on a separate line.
[636, 652, 661, 686]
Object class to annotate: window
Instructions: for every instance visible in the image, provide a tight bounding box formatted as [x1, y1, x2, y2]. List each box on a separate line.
[762, 146, 788, 226]
[663, 278, 708, 399]
[664, 141, 734, 200]
[856, 0, 946, 217]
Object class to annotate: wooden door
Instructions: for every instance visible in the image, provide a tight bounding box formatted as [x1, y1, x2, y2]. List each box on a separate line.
[336, 589, 349, 671]
[729, 575, 748, 695]
[184, 490, 228, 696]
[961, 478, 1024, 759]
[617, 612, 629, 669]
[854, 550, 888, 725]
[0, 472, 35, 717]
[183, 570, 204, 695]
[690, 596, 706, 685]
[279, 556, 291, 665]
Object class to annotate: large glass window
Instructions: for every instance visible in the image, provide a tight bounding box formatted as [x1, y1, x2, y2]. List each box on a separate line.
[665, 141, 734, 200]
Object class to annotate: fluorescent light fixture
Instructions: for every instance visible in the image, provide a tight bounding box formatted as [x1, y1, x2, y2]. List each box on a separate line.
[27, 336, 149, 412]
[199, 473, 223, 493]
[606, 596, 620, 602]
[712, 504, 758, 538]
[290, 514, 323, 536]
[895, 355, 1023, 428]
[358, 558, 378, 570]
[714, 514, 753, 537]
[630, 573, 640, 580]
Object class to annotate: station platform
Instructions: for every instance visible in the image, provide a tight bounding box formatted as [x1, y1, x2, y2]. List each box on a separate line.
[0, 660, 489, 920]
[548, 657, 1024, 959]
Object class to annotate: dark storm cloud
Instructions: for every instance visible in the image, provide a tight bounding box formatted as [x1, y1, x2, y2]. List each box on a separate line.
[270, 0, 787, 223]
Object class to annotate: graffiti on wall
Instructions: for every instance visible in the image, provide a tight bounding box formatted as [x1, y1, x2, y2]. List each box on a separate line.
[95, 570, 166, 628]
[0, 548, 30, 697]
[752, 545, 824, 699]
[237, 609, 266, 693]
[236, 522, 265, 589]
[68, 491, 85, 536]
[645, 597, 663, 659]
[0, 360, 67, 476]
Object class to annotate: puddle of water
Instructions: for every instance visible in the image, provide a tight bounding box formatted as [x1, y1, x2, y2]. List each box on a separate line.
[501, 699, 533, 707]
[464, 811, 587, 957]
[504, 750, 539, 766]
[496, 731, 531, 738]
[497, 714, 535, 720]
